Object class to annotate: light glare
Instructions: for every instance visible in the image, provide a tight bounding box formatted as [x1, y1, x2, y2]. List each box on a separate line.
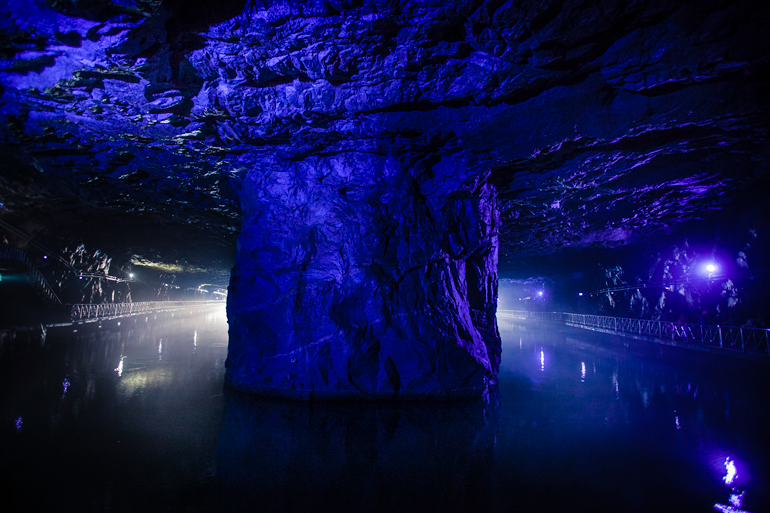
[723, 457, 737, 486]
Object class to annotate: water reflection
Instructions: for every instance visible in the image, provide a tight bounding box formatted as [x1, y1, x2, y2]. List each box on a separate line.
[1, 310, 768, 512]
[217, 389, 499, 512]
[61, 376, 70, 398]
[0, 306, 228, 511]
[115, 355, 125, 377]
[715, 456, 751, 512]
[497, 320, 769, 512]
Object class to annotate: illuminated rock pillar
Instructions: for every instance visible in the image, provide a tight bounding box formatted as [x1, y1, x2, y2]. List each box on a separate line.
[226, 153, 500, 399]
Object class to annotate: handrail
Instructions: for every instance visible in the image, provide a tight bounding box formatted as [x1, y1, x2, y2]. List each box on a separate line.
[497, 310, 770, 357]
[67, 300, 225, 322]
[0, 244, 62, 305]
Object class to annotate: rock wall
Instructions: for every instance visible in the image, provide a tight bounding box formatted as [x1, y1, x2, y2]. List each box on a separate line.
[226, 152, 500, 399]
[2, 0, 770, 395]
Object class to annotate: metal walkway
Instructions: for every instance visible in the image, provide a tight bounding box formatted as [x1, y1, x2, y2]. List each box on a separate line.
[0, 244, 61, 305]
[67, 300, 225, 323]
[498, 310, 770, 358]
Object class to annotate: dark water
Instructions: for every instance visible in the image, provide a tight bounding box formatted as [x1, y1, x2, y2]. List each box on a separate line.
[2, 310, 768, 512]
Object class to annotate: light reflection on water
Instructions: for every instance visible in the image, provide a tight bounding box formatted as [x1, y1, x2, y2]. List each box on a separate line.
[0, 310, 767, 512]
[496, 320, 768, 512]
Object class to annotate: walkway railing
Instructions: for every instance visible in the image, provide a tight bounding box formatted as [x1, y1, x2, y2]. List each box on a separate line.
[68, 300, 225, 323]
[0, 244, 61, 305]
[497, 310, 770, 357]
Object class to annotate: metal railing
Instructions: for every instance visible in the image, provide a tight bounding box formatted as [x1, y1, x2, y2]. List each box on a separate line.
[0, 244, 61, 305]
[68, 300, 225, 322]
[497, 310, 770, 357]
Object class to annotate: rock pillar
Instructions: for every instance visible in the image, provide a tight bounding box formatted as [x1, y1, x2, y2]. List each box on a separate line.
[226, 152, 500, 399]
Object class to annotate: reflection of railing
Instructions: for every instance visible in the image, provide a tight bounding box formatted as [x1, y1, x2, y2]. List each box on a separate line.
[498, 310, 770, 357]
[68, 301, 225, 323]
[0, 244, 61, 305]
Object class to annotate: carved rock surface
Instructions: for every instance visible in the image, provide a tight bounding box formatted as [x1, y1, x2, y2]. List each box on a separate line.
[227, 153, 500, 398]
[1, 1, 769, 394]
[1, 0, 768, 279]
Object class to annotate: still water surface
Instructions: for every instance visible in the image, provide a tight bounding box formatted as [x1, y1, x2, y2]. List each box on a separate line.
[1, 308, 767, 512]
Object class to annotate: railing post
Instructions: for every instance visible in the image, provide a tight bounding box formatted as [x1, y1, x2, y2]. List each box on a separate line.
[740, 328, 745, 352]
[718, 326, 723, 349]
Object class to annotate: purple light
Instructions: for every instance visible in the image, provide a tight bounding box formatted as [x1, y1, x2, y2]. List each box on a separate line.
[706, 263, 718, 273]
[43, 255, 47, 259]
[538, 291, 543, 296]
[15, 416, 22, 432]
[723, 457, 737, 486]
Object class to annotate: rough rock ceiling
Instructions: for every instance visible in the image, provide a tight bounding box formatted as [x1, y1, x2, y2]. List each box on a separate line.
[1, 0, 769, 281]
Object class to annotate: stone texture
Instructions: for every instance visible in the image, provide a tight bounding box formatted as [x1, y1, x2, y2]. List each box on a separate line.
[1, 0, 768, 279]
[1, 0, 770, 394]
[227, 152, 500, 398]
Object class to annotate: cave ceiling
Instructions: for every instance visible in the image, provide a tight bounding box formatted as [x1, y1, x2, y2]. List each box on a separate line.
[1, 0, 769, 282]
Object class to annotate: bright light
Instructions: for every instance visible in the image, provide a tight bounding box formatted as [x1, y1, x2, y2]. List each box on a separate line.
[578, 292, 583, 296]
[538, 291, 543, 296]
[706, 263, 717, 273]
[43, 255, 47, 259]
[723, 457, 737, 486]
[114, 356, 125, 377]
[129, 273, 134, 278]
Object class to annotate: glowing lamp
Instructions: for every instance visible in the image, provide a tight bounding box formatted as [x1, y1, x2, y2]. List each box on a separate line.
[578, 292, 583, 296]
[129, 273, 134, 278]
[538, 291, 543, 296]
[705, 263, 717, 273]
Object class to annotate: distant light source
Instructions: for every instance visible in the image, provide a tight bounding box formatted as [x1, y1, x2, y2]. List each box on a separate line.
[578, 292, 583, 296]
[43, 255, 47, 259]
[129, 273, 134, 278]
[705, 263, 717, 273]
[538, 291, 543, 296]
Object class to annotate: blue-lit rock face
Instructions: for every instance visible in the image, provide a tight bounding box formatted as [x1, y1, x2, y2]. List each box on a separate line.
[227, 153, 500, 398]
[1, 1, 769, 395]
